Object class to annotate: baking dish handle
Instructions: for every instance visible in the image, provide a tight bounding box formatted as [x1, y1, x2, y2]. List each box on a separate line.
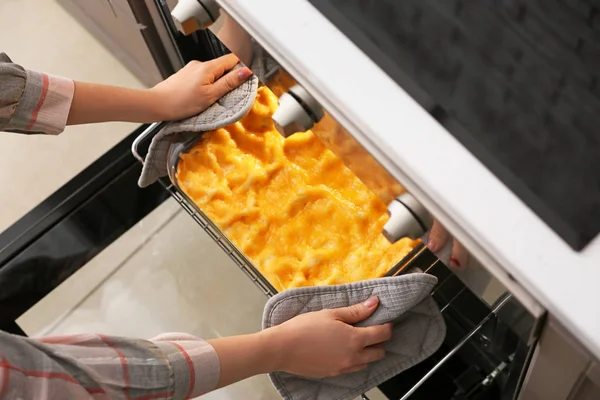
[131, 122, 168, 163]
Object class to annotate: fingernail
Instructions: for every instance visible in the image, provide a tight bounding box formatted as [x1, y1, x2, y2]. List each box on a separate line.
[450, 257, 461, 268]
[363, 297, 379, 308]
[426, 240, 438, 253]
[238, 68, 252, 80]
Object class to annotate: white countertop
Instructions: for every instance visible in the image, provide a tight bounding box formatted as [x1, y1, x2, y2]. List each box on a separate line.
[222, 0, 600, 360]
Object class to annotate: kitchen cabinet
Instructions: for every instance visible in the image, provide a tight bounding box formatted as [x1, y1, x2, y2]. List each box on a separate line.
[519, 318, 600, 400]
[57, 0, 164, 86]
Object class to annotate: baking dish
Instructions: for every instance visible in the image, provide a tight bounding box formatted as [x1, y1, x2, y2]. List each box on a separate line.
[132, 121, 529, 399]
[165, 128, 431, 296]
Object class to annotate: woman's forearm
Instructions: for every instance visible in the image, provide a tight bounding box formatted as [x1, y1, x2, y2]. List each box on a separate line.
[66, 81, 162, 125]
[208, 329, 282, 388]
[206, 298, 392, 389]
[67, 55, 251, 127]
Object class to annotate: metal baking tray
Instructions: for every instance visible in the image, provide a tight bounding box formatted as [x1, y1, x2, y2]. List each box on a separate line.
[132, 122, 432, 297]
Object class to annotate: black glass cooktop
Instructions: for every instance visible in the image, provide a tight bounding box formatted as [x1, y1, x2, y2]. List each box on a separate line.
[309, 0, 600, 250]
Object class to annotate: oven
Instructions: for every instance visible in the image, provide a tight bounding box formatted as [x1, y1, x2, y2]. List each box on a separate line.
[128, 0, 600, 399]
[141, 1, 600, 399]
[126, 0, 600, 399]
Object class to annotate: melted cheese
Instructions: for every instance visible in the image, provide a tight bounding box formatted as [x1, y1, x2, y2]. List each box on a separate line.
[177, 87, 418, 291]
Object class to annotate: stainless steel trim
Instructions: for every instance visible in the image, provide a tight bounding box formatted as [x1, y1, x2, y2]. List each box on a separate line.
[438, 287, 467, 313]
[131, 122, 166, 163]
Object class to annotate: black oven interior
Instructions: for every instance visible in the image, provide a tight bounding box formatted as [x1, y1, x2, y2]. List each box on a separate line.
[379, 248, 536, 400]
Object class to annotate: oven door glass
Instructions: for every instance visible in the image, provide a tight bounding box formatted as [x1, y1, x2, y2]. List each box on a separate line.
[308, 0, 600, 251]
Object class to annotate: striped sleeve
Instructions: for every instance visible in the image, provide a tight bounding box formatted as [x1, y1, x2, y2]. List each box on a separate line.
[0, 331, 221, 400]
[0, 52, 74, 135]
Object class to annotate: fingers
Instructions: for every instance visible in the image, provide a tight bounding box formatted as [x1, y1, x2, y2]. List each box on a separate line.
[205, 53, 242, 78]
[210, 67, 253, 100]
[450, 239, 469, 269]
[359, 323, 393, 347]
[427, 220, 449, 253]
[427, 219, 470, 268]
[332, 296, 379, 324]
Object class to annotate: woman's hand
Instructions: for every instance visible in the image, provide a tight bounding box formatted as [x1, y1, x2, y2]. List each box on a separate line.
[151, 54, 252, 121]
[67, 54, 252, 126]
[427, 220, 468, 268]
[208, 297, 392, 389]
[265, 296, 392, 378]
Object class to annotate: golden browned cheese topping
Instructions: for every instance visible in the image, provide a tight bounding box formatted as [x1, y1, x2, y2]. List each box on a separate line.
[177, 87, 418, 291]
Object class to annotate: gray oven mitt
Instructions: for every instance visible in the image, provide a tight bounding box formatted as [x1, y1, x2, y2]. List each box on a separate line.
[263, 274, 446, 400]
[137, 68, 258, 188]
[138, 44, 279, 188]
